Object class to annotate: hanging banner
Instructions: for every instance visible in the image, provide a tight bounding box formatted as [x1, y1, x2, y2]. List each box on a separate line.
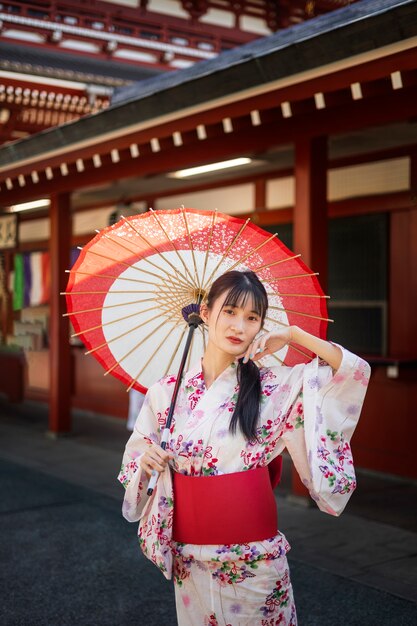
[0, 213, 18, 250]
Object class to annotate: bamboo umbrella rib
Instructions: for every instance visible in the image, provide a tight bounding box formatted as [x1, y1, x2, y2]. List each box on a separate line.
[103, 233, 188, 292]
[61, 289, 157, 296]
[71, 303, 162, 337]
[85, 310, 166, 355]
[200, 210, 217, 292]
[100, 297, 185, 364]
[160, 299, 188, 319]
[159, 306, 183, 322]
[181, 208, 201, 291]
[200, 324, 207, 353]
[159, 280, 190, 309]
[159, 295, 184, 314]
[185, 331, 195, 372]
[158, 278, 181, 302]
[253, 254, 301, 272]
[161, 274, 193, 301]
[127, 321, 182, 391]
[266, 272, 319, 282]
[65, 269, 156, 287]
[203, 218, 250, 290]
[122, 216, 182, 278]
[104, 317, 169, 376]
[78, 246, 185, 286]
[225, 232, 277, 274]
[268, 304, 333, 322]
[265, 315, 291, 328]
[164, 326, 188, 377]
[121, 216, 193, 287]
[149, 209, 198, 290]
[267, 293, 330, 299]
[162, 277, 191, 295]
[100, 230, 190, 292]
[63, 297, 157, 316]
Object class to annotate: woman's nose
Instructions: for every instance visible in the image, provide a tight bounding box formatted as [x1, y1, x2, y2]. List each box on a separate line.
[230, 318, 244, 332]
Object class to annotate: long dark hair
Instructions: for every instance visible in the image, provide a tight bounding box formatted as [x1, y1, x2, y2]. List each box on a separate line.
[205, 270, 268, 441]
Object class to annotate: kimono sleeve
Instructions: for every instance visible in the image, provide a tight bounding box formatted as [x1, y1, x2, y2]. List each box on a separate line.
[282, 345, 371, 516]
[116, 384, 161, 523]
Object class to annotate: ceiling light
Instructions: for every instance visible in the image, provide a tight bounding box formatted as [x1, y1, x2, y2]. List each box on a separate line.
[169, 157, 252, 178]
[10, 198, 50, 212]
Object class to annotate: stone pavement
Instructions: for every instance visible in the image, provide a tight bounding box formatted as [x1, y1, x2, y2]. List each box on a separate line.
[1, 398, 417, 625]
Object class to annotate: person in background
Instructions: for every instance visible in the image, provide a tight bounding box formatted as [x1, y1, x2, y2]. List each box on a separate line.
[126, 388, 145, 432]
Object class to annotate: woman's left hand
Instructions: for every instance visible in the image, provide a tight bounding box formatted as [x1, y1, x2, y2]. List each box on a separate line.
[241, 327, 292, 363]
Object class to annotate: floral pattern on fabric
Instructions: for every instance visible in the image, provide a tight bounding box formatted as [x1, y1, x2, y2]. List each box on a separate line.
[174, 551, 297, 625]
[117, 346, 370, 624]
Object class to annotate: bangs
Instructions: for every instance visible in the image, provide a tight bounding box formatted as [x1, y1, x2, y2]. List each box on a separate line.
[222, 284, 266, 318]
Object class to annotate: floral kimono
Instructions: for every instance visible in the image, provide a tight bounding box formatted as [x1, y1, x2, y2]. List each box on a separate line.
[118, 346, 370, 626]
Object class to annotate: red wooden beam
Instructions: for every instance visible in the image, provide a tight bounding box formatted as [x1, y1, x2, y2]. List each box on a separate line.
[1, 83, 417, 204]
[2, 68, 417, 191]
[48, 191, 72, 434]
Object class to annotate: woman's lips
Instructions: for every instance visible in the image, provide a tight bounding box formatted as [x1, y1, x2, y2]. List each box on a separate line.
[227, 337, 243, 345]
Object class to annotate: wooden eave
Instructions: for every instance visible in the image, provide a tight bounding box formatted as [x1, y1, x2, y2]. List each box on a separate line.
[0, 0, 416, 207]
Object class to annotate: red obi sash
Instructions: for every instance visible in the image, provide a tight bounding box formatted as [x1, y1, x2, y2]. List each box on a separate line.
[172, 460, 281, 545]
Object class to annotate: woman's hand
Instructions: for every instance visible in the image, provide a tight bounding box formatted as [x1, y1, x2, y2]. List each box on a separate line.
[140, 445, 174, 479]
[242, 327, 292, 363]
[242, 325, 343, 371]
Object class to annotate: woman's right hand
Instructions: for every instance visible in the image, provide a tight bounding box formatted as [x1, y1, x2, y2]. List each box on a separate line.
[140, 446, 174, 479]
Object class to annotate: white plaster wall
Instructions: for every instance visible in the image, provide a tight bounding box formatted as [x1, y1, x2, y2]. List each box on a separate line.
[199, 9, 235, 28]
[1, 30, 44, 43]
[154, 183, 254, 215]
[113, 49, 158, 63]
[240, 16, 272, 35]
[73, 207, 116, 235]
[102, 0, 140, 6]
[19, 219, 49, 242]
[266, 158, 410, 207]
[170, 59, 195, 69]
[147, 0, 189, 19]
[328, 157, 410, 201]
[60, 40, 100, 53]
[266, 177, 294, 209]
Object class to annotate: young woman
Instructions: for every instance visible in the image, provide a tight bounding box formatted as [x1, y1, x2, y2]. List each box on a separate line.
[118, 270, 370, 625]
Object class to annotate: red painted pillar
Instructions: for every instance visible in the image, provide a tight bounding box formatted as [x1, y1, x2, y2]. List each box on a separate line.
[390, 151, 417, 357]
[292, 136, 328, 499]
[49, 192, 72, 434]
[1, 252, 13, 341]
[294, 136, 328, 286]
[255, 179, 266, 211]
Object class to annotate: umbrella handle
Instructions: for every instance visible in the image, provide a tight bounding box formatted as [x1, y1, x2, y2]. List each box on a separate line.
[146, 308, 203, 497]
[146, 427, 170, 496]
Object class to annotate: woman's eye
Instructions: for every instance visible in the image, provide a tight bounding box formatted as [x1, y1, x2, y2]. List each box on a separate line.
[224, 309, 234, 315]
[249, 316, 259, 322]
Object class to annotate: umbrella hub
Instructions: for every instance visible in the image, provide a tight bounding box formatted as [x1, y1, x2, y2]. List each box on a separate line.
[181, 302, 204, 328]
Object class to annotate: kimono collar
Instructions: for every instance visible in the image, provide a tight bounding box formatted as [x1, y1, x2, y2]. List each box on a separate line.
[184, 359, 238, 389]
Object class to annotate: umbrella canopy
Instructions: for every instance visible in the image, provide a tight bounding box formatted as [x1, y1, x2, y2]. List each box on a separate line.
[64, 208, 330, 393]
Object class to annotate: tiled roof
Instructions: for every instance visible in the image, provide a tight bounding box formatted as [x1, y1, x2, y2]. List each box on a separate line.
[112, 0, 416, 106]
[0, 42, 162, 87]
[0, 0, 415, 169]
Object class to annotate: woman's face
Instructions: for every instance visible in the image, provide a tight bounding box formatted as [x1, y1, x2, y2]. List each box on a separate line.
[202, 290, 263, 358]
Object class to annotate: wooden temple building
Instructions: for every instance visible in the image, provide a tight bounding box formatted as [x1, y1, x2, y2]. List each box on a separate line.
[0, 0, 416, 482]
